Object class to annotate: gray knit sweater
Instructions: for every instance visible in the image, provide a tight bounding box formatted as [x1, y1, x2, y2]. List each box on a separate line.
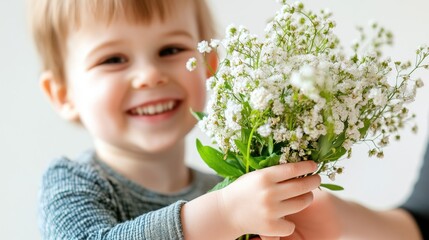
[38, 150, 221, 240]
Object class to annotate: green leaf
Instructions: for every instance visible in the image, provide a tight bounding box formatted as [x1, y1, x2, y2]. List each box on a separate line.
[318, 134, 332, 159]
[225, 152, 246, 173]
[234, 139, 261, 170]
[358, 118, 371, 137]
[254, 135, 265, 155]
[209, 177, 237, 192]
[196, 139, 244, 178]
[190, 109, 206, 121]
[317, 132, 348, 163]
[268, 135, 274, 155]
[320, 183, 344, 191]
[311, 150, 320, 163]
[329, 147, 347, 162]
[320, 146, 347, 163]
[247, 156, 262, 170]
[259, 154, 281, 168]
[241, 128, 252, 144]
[332, 132, 345, 148]
[234, 139, 248, 157]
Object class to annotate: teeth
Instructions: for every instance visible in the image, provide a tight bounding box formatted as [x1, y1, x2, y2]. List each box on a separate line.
[156, 104, 163, 113]
[137, 108, 143, 115]
[131, 100, 176, 116]
[148, 106, 155, 115]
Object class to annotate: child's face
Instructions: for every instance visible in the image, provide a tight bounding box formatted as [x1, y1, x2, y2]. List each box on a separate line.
[63, 4, 208, 155]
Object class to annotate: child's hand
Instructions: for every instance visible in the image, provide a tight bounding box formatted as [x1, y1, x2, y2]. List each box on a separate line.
[218, 161, 321, 238]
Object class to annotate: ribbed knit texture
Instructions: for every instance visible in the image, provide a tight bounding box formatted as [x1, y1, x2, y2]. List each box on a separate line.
[38, 150, 221, 240]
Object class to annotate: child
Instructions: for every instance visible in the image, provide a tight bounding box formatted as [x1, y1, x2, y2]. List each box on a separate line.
[30, 0, 321, 239]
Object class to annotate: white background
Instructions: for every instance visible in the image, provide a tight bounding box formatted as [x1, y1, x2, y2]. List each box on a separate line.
[1, 0, 428, 239]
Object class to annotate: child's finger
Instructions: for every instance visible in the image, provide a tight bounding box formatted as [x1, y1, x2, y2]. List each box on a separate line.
[277, 192, 314, 216]
[267, 218, 295, 237]
[265, 161, 318, 183]
[275, 174, 321, 200]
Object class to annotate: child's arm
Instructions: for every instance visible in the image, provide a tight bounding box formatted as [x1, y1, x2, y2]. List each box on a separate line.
[40, 159, 318, 240]
[181, 161, 321, 239]
[39, 159, 190, 240]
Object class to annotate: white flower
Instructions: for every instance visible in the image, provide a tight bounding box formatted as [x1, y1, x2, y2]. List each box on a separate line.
[295, 127, 303, 139]
[368, 88, 387, 106]
[416, 79, 424, 88]
[258, 123, 272, 137]
[272, 99, 285, 115]
[232, 76, 250, 95]
[225, 24, 238, 38]
[347, 126, 361, 141]
[206, 76, 216, 90]
[290, 66, 320, 100]
[279, 153, 288, 164]
[334, 120, 345, 134]
[197, 41, 212, 53]
[210, 39, 221, 48]
[225, 100, 243, 131]
[273, 126, 287, 142]
[291, 71, 313, 92]
[343, 139, 353, 150]
[379, 136, 389, 147]
[250, 87, 273, 111]
[186, 57, 197, 71]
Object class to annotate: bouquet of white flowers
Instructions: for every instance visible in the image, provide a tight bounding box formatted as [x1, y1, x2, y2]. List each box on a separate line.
[188, 0, 429, 191]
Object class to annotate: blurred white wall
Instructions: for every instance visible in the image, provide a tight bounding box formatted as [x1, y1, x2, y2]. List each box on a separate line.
[1, 0, 428, 239]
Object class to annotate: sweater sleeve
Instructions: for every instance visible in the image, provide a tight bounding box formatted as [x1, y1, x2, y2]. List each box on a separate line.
[400, 141, 429, 239]
[38, 159, 186, 240]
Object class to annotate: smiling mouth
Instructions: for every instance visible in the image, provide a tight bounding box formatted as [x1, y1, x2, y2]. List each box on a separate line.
[128, 100, 180, 116]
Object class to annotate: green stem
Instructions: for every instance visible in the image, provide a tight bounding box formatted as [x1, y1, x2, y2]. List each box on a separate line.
[237, 234, 251, 240]
[246, 124, 258, 173]
[316, 161, 326, 174]
[298, 11, 318, 53]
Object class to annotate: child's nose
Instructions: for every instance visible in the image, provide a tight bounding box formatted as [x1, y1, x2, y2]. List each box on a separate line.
[131, 66, 168, 89]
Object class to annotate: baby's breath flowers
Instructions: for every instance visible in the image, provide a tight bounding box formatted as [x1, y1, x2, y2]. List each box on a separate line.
[190, 0, 429, 192]
[186, 57, 197, 71]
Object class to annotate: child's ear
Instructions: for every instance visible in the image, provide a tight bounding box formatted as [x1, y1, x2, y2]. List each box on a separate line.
[205, 52, 218, 77]
[39, 71, 80, 122]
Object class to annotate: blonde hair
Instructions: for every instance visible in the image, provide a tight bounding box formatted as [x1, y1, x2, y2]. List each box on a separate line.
[29, 0, 216, 84]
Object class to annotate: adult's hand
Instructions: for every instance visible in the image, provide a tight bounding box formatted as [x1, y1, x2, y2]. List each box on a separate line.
[282, 190, 341, 239]
[250, 190, 341, 240]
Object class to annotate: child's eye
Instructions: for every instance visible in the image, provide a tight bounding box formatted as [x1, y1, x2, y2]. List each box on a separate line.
[159, 47, 184, 57]
[100, 56, 127, 65]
